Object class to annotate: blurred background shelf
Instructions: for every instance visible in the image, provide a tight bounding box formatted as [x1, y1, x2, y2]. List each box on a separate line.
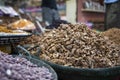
[81, 9, 105, 13]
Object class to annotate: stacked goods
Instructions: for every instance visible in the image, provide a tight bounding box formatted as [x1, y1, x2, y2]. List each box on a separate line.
[20, 24, 120, 68]
[0, 51, 53, 80]
[101, 28, 120, 47]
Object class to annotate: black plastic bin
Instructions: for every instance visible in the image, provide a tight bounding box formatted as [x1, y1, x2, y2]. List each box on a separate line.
[16, 45, 120, 80]
[32, 56, 120, 80]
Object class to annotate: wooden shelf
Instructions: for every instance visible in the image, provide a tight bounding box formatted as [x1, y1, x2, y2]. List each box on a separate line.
[81, 9, 105, 13]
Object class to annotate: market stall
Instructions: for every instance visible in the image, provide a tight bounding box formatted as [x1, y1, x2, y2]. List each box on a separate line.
[0, 1, 120, 80]
[19, 24, 120, 80]
[1, 21, 120, 80]
[0, 5, 58, 80]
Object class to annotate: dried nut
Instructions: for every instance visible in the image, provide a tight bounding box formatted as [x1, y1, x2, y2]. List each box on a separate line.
[20, 24, 120, 68]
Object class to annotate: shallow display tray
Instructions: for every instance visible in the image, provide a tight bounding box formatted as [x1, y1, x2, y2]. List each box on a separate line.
[0, 33, 32, 45]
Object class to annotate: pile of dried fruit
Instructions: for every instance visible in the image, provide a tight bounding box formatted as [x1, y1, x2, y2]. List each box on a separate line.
[20, 24, 120, 68]
[0, 51, 53, 80]
[8, 19, 36, 30]
[101, 28, 120, 47]
[0, 26, 13, 33]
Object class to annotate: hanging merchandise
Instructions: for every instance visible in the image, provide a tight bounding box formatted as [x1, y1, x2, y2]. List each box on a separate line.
[0, 6, 19, 17]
